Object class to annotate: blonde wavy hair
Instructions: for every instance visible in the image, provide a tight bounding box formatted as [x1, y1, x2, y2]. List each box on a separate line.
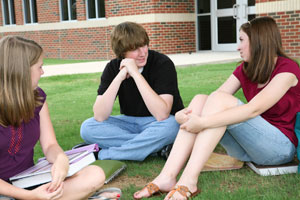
[0, 36, 43, 127]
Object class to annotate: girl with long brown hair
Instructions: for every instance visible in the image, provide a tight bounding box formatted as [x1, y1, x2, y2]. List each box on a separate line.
[134, 16, 300, 200]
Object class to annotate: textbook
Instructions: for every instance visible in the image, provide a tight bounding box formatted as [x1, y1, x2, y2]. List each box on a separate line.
[10, 144, 98, 188]
[202, 152, 244, 172]
[246, 159, 299, 176]
[92, 160, 126, 184]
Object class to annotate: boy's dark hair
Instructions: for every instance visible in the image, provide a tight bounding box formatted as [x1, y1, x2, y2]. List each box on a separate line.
[111, 22, 149, 59]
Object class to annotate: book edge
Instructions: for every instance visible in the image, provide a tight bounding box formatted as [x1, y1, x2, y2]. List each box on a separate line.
[104, 164, 127, 184]
[11, 152, 96, 188]
[246, 162, 298, 176]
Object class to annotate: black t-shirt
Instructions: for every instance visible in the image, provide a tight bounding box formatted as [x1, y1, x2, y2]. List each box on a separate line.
[97, 50, 184, 116]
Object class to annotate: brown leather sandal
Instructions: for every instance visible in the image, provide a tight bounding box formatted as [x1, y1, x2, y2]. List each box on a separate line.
[166, 185, 201, 199]
[133, 182, 166, 200]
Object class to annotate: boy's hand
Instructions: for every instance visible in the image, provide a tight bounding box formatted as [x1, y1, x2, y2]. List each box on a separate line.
[117, 67, 129, 81]
[120, 58, 139, 78]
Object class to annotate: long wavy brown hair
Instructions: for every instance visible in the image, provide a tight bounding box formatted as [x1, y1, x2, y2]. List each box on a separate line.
[0, 36, 43, 127]
[240, 17, 291, 83]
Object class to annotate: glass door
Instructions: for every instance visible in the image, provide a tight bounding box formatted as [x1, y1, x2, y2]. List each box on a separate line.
[211, 0, 255, 51]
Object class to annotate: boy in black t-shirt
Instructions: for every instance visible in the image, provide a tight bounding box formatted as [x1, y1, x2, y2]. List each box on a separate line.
[80, 22, 184, 161]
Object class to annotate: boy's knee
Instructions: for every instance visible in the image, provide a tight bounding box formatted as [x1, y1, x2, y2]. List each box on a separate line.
[162, 117, 180, 133]
[80, 118, 94, 141]
[80, 122, 88, 140]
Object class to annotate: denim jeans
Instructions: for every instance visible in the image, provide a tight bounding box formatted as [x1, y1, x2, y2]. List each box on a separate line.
[220, 100, 296, 165]
[0, 196, 14, 200]
[80, 115, 179, 161]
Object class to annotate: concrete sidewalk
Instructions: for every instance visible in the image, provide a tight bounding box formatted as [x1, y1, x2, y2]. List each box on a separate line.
[42, 51, 241, 77]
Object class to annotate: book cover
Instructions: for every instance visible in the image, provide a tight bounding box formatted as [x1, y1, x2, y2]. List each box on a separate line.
[246, 159, 299, 176]
[202, 152, 244, 172]
[91, 160, 127, 184]
[10, 144, 98, 188]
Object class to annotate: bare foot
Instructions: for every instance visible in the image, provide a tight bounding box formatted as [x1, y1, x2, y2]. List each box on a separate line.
[90, 187, 121, 200]
[94, 191, 120, 200]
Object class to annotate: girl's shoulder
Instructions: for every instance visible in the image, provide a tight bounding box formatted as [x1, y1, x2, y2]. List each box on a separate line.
[275, 56, 300, 74]
[36, 87, 46, 98]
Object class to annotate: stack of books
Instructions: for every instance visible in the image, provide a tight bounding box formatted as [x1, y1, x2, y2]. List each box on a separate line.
[246, 159, 299, 176]
[10, 144, 98, 188]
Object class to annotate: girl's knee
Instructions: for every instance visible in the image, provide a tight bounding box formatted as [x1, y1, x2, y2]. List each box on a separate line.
[83, 165, 105, 191]
[206, 92, 237, 110]
[192, 94, 208, 102]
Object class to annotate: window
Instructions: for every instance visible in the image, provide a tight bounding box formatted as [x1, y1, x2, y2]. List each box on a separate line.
[23, 0, 38, 24]
[60, 0, 77, 21]
[197, 0, 211, 50]
[86, 0, 105, 19]
[1, 0, 16, 25]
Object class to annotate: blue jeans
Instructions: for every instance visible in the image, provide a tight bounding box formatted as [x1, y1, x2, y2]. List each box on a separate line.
[0, 196, 14, 200]
[80, 115, 179, 161]
[220, 101, 296, 165]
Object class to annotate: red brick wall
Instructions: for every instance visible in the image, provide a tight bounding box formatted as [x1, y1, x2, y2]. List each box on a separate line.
[0, 0, 196, 60]
[1, 21, 194, 60]
[77, 0, 86, 21]
[2, 0, 298, 59]
[106, 0, 194, 17]
[0, 2, 2, 26]
[145, 22, 195, 55]
[257, 2, 300, 58]
[14, 0, 23, 25]
[38, 0, 60, 23]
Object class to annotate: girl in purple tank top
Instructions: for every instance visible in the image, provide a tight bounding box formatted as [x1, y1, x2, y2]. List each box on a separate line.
[0, 36, 121, 199]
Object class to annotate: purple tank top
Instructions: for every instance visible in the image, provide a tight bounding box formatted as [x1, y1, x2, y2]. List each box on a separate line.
[0, 87, 46, 181]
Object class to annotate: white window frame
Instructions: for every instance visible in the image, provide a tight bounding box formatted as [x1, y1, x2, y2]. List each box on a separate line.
[22, 0, 38, 24]
[60, 0, 77, 21]
[86, 0, 105, 20]
[1, 0, 16, 25]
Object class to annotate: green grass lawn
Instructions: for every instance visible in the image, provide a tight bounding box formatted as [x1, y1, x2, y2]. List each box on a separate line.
[37, 62, 300, 199]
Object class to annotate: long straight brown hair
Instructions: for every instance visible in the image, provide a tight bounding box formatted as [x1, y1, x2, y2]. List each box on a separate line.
[240, 17, 290, 83]
[0, 36, 43, 127]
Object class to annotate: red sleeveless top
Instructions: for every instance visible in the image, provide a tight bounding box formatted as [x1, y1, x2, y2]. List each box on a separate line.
[233, 57, 300, 147]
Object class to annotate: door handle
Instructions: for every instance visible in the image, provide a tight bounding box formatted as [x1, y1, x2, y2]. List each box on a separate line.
[233, 4, 239, 19]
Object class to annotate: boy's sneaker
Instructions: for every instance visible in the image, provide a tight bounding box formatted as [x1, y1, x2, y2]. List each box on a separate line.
[158, 144, 173, 160]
